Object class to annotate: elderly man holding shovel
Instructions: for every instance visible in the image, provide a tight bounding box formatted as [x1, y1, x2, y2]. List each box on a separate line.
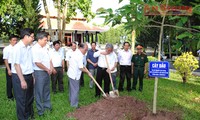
[67, 43, 91, 108]
[93, 43, 118, 98]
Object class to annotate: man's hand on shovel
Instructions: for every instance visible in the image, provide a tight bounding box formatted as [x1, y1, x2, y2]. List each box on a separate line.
[106, 68, 111, 74]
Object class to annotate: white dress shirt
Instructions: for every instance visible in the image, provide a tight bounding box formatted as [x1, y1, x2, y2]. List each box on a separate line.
[32, 43, 51, 70]
[11, 40, 33, 74]
[94, 50, 118, 73]
[65, 49, 76, 61]
[3, 44, 15, 63]
[118, 49, 132, 66]
[67, 49, 84, 80]
[50, 48, 64, 67]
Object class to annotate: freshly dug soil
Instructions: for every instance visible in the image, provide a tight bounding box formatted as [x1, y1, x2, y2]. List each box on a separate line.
[67, 96, 180, 120]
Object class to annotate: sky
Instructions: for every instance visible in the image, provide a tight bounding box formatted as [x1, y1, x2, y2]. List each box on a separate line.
[40, 0, 129, 25]
[91, 0, 129, 25]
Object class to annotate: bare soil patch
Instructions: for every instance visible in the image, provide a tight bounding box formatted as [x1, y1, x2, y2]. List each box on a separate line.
[67, 96, 181, 120]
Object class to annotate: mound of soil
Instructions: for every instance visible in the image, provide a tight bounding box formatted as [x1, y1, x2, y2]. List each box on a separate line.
[67, 96, 180, 120]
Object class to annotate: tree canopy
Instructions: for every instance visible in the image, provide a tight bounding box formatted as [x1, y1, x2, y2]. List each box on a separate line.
[97, 0, 200, 54]
[0, 0, 41, 41]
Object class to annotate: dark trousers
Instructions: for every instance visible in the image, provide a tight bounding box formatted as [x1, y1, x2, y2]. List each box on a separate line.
[118, 65, 131, 91]
[95, 67, 110, 96]
[51, 67, 64, 92]
[6, 64, 14, 99]
[133, 67, 144, 91]
[80, 73, 84, 87]
[12, 73, 34, 120]
[34, 70, 51, 116]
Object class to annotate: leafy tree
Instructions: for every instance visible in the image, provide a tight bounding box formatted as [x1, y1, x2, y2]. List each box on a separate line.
[0, 0, 41, 41]
[97, 0, 200, 56]
[98, 25, 131, 44]
[43, 0, 95, 42]
[173, 52, 199, 83]
[0, 0, 24, 41]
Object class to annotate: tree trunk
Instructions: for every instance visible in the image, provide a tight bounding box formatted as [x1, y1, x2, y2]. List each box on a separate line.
[182, 72, 187, 84]
[57, 0, 62, 41]
[42, 0, 53, 38]
[61, 3, 67, 45]
[168, 35, 171, 60]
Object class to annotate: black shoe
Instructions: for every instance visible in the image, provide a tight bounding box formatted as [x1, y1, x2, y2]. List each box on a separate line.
[95, 94, 100, 98]
[127, 89, 132, 92]
[118, 88, 124, 92]
[132, 88, 136, 91]
[59, 90, 64, 93]
[30, 115, 35, 120]
[8, 97, 14, 101]
[139, 89, 143, 92]
[38, 114, 44, 117]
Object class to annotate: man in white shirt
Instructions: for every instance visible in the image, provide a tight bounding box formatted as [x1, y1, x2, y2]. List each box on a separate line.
[3, 35, 17, 100]
[11, 28, 34, 120]
[93, 43, 117, 97]
[32, 31, 55, 116]
[67, 43, 90, 108]
[65, 42, 77, 69]
[109, 52, 118, 90]
[50, 40, 65, 93]
[118, 42, 132, 92]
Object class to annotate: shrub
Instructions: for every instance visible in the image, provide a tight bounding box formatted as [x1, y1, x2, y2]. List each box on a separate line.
[148, 56, 158, 61]
[173, 52, 199, 83]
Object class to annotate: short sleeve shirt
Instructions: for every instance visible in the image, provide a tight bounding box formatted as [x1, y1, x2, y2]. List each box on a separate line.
[3, 44, 15, 63]
[131, 53, 148, 67]
[67, 49, 84, 80]
[49, 48, 64, 67]
[32, 43, 51, 70]
[11, 40, 33, 74]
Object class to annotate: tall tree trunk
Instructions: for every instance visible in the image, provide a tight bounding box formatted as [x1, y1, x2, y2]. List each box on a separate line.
[57, 0, 62, 41]
[61, 3, 67, 44]
[42, 0, 53, 38]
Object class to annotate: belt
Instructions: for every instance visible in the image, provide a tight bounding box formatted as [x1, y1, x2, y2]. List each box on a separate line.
[98, 67, 107, 70]
[54, 67, 62, 68]
[12, 73, 32, 76]
[134, 65, 144, 68]
[120, 65, 131, 67]
[23, 74, 32, 76]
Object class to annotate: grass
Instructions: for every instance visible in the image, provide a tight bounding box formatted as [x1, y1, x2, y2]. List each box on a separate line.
[0, 68, 200, 120]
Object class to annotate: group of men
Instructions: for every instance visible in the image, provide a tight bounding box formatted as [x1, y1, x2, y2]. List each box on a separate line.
[3, 27, 148, 120]
[3, 29, 57, 120]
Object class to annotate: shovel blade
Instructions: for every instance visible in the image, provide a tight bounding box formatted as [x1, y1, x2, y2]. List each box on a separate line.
[109, 91, 119, 98]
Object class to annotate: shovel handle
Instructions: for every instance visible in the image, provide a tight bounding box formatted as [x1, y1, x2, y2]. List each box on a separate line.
[85, 67, 107, 97]
[105, 55, 115, 91]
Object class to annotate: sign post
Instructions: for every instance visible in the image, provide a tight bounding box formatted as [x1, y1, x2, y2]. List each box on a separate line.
[149, 61, 169, 114]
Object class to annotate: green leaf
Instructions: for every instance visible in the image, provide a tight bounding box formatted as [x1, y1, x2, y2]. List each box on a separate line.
[176, 32, 193, 39]
[118, 0, 123, 3]
[180, 17, 188, 24]
[192, 26, 200, 30]
[197, 40, 200, 49]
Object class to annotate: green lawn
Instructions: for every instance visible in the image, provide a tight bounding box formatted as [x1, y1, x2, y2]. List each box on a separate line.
[0, 68, 200, 120]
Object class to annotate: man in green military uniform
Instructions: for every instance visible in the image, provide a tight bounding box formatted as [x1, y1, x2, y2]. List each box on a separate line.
[131, 44, 148, 92]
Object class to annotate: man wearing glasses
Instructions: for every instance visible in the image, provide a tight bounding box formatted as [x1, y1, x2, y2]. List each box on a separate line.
[11, 28, 35, 120]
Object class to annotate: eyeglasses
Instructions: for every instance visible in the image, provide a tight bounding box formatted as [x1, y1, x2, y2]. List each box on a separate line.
[29, 35, 34, 39]
[137, 48, 142, 50]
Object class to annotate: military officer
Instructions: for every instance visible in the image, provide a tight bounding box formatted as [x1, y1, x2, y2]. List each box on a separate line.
[131, 44, 148, 92]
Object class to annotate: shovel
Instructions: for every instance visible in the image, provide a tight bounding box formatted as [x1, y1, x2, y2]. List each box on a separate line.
[105, 55, 119, 98]
[85, 67, 107, 98]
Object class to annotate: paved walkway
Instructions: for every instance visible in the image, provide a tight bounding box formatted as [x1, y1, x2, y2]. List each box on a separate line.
[170, 69, 200, 76]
